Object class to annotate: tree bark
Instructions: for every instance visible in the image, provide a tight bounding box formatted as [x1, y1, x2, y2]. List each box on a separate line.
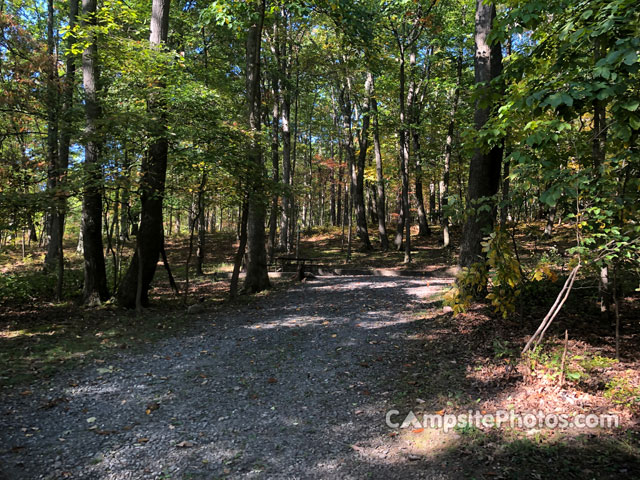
[355, 75, 373, 249]
[393, 189, 404, 250]
[196, 171, 207, 275]
[340, 78, 372, 250]
[230, 196, 249, 298]
[80, 0, 109, 304]
[398, 48, 412, 263]
[44, 0, 60, 271]
[278, 13, 292, 251]
[267, 61, 279, 261]
[442, 50, 463, 247]
[459, 0, 503, 267]
[370, 74, 388, 250]
[243, 0, 270, 294]
[408, 50, 429, 237]
[117, 0, 171, 307]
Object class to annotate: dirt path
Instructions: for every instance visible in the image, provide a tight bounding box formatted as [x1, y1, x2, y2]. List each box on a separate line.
[0, 276, 455, 480]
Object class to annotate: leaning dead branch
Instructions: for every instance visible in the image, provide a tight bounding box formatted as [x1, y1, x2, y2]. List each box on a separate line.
[521, 262, 580, 354]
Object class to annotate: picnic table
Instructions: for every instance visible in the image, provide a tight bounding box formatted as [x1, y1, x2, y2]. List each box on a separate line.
[272, 256, 324, 273]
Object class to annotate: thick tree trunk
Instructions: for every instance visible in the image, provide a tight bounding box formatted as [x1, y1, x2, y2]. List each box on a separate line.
[339, 79, 372, 250]
[459, 0, 503, 267]
[81, 0, 108, 305]
[243, 0, 269, 294]
[117, 0, 171, 307]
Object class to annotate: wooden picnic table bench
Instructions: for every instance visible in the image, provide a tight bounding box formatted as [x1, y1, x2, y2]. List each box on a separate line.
[272, 256, 324, 272]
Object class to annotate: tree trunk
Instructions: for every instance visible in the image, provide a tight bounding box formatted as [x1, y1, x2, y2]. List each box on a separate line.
[459, 0, 503, 267]
[398, 49, 411, 263]
[278, 19, 292, 251]
[370, 74, 388, 250]
[243, 0, 269, 294]
[337, 149, 343, 227]
[393, 189, 404, 250]
[544, 206, 556, 238]
[80, 0, 109, 304]
[355, 75, 373, 249]
[230, 196, 249, 298]
[117, 0, 171, 307]
[340, 80, 372, 250]
[44, 0, 60, 271]
[120, 147, 131, 240]
[408, 50, 429, 238]
[196, 172, 207, 275]
[267, 65, 279, 261]
[442, 50, 463, 247]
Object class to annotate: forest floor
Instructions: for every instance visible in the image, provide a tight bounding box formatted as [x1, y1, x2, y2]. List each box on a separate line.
[1, 224, 639, 478]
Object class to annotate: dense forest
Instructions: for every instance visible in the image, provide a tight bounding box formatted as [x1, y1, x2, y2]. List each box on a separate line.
[1, 0, 639, 478]
[1, 0, 638, 306]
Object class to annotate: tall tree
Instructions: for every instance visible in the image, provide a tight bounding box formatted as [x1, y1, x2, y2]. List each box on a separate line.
[43, 0, 59, 271]
[51, 0, 79, 299]
[351, 73, 373, 250]
[80, 0, 109, 304]
[408, 47, 430, 237]
[243, 0, 270, 293]
[389, 1, 430, 263]
[117, 0, 171, 307]
[278, 9, 294, 252]
[370, 72, 388, 250]
[459, 0, 503, 267]
[267, 25, 280, 261]
[442, 48, 463, 248]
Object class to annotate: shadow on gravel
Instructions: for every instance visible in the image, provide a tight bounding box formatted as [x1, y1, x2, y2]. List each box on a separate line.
[1, 276, 639, 479]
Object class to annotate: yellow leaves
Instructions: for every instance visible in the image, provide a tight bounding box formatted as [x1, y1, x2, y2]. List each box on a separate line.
[532, 263, 558, 283]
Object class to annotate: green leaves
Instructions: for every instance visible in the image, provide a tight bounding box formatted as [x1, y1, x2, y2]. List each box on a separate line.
[619, 99, 639, 112]
[541, 92, 573, 109]
[540, 184, 563, 207]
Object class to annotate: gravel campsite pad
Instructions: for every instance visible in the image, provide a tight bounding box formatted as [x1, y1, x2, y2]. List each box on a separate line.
[0, 276, 456, 479]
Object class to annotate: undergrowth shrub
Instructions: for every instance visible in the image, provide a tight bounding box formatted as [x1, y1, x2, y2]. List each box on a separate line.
[444, 228, 559, 318]
[0, 268, 82, 304]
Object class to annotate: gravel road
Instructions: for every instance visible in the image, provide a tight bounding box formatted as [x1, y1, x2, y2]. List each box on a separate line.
[1, 276, 455, 479]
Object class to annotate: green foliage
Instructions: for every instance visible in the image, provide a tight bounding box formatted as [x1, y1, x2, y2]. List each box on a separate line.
[445, 228, 559, 318]
[0, 266, 83, 305]
[579, 355, 617, 373]
[604, 374, 640, 408]
[443, 262, 488, 315]
[524, 344, 585, 383]
[483, 229, 523, 318]
[493, 0, 640, 284]
[492, 339, 516, 360]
